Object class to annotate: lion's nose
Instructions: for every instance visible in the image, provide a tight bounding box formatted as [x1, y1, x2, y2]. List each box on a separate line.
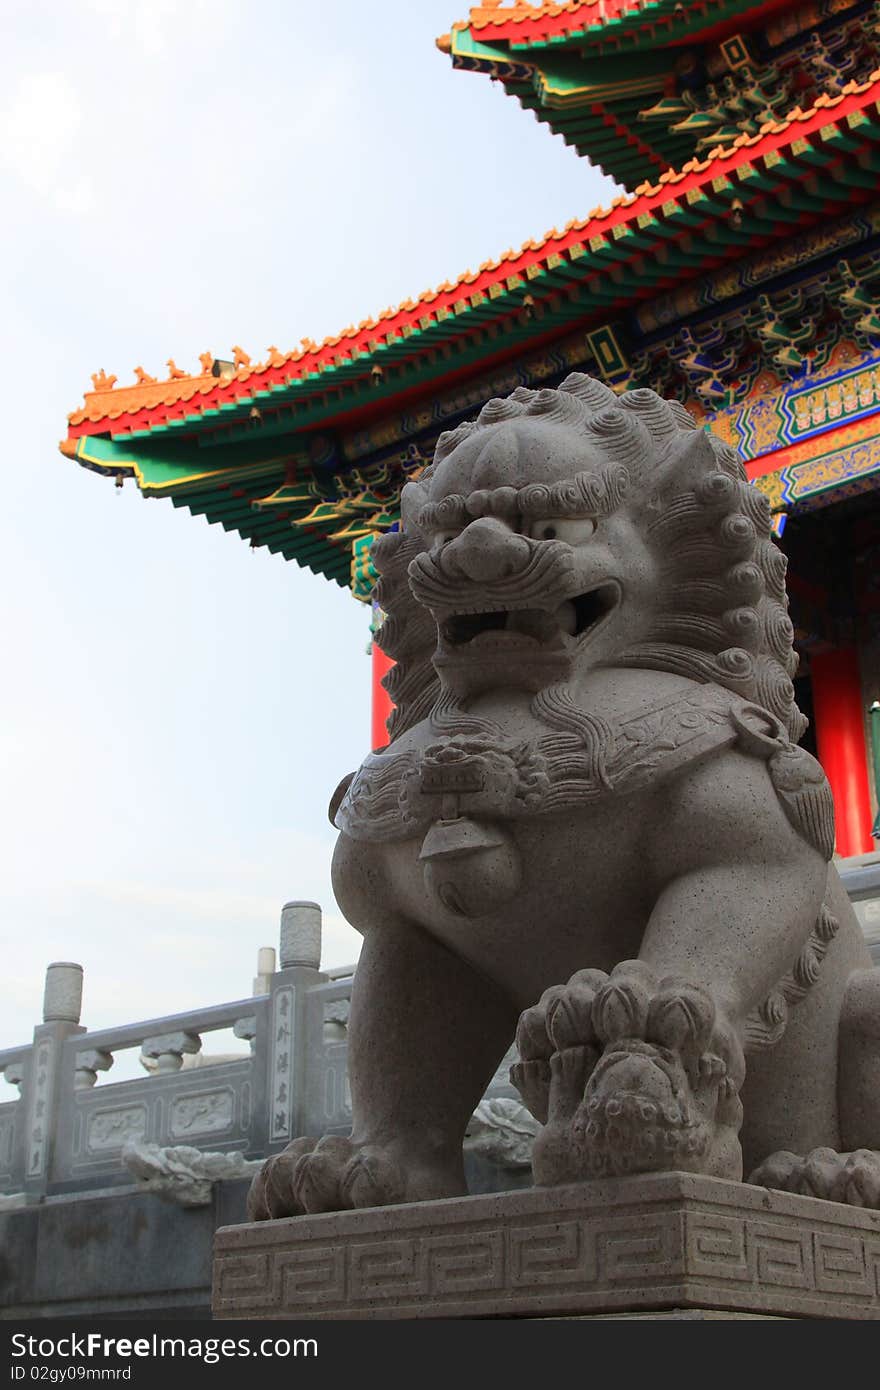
[444, 517, 531, 583]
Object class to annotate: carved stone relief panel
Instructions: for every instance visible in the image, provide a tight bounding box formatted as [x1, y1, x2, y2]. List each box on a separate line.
[169, 1088, 235, 1139]
[86, 1104, 148, 1154]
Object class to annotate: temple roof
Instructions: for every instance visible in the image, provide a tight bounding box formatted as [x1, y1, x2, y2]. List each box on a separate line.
[61, 66, 880, 596]
[442, 0, 879, 189]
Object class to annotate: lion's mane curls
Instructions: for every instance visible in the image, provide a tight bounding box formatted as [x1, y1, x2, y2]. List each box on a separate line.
[372, 374, 806, 747]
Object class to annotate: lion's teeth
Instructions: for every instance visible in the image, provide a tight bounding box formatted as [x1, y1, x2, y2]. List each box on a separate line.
[556, 600, 577, 635]
[507, 609, 555, 640]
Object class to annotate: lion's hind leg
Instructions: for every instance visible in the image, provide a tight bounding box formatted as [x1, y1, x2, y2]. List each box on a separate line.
[749, 966, 880, 1209]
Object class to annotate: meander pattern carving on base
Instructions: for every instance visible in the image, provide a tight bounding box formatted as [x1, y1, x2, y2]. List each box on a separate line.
[216, 1181, 880, 1319]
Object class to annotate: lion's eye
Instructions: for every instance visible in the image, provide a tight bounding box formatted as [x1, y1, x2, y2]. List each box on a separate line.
[528, 517, 597, 544]
[433, 530, 459, 548]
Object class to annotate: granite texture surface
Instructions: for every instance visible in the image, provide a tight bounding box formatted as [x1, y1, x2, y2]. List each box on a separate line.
[249, 378, 880, 1224]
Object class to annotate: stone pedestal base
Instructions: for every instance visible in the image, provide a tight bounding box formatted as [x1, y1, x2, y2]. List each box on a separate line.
[212, 1172, 880, 1320]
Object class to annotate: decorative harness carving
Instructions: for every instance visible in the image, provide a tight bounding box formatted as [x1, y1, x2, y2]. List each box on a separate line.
[335, 683, 827, 846]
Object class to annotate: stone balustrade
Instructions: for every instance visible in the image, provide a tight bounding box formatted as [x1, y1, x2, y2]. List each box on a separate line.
[0, 900, 362, 1203]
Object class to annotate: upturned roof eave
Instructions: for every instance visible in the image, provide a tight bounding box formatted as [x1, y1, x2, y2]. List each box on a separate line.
[63, 71, 880, 446]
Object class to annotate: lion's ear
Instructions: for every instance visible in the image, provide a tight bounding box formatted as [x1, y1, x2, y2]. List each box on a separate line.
[652, 428, 716, 493]
[400, 480, 428, 537]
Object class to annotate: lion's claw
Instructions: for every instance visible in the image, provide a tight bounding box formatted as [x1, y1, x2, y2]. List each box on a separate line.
[750, 1146, 880, 1208]
[340, 1146, 406, 1210]
[509, 1058, 551, 1124]
[548, 982, 604, 1052]
[592, 967, 652, 1044]
[292, 1135, 356, 1214]
[646, 979, 716, 1055]
[513, 972, 609, 1130]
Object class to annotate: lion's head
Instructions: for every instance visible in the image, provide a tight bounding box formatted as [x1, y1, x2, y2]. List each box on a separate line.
[371, 374, 805, 746]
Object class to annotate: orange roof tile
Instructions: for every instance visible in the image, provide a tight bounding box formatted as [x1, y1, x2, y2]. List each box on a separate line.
[453, 1, 649, 37]
[448, 0, 787, 47]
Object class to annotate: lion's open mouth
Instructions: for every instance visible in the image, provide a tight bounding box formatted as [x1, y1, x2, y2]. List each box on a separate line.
[439, 584, 620, 649]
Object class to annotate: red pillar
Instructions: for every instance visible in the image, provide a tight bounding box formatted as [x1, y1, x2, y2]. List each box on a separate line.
[811, 646, 874, 857]
[371, 639, 394, 752]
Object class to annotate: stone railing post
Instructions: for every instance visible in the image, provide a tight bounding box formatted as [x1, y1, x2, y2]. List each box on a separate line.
[74, 1049, 114, 1090]
[252, 947, 275, 997]
[24, 963, 86, 1196]
[1, 1061, 26, 1096]
[255, 901, 327, 1155]
[280, 902, 322, 971]
[233, 1016, 258, 1054]
[140, 1031, 201, 1074]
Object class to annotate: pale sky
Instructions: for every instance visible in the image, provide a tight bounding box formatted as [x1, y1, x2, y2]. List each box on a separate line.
[0, 1, 618, 1064]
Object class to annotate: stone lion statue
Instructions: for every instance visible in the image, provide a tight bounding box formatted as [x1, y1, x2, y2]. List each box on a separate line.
[249, 375, 880, 1219]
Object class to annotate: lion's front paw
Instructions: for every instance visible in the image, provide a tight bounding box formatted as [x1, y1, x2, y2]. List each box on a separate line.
[246, 1135, 406, 1221]
[749, 1147, 880, 1208]
[579, 963, 744, 1181]
[516, 961, 745, 1186]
